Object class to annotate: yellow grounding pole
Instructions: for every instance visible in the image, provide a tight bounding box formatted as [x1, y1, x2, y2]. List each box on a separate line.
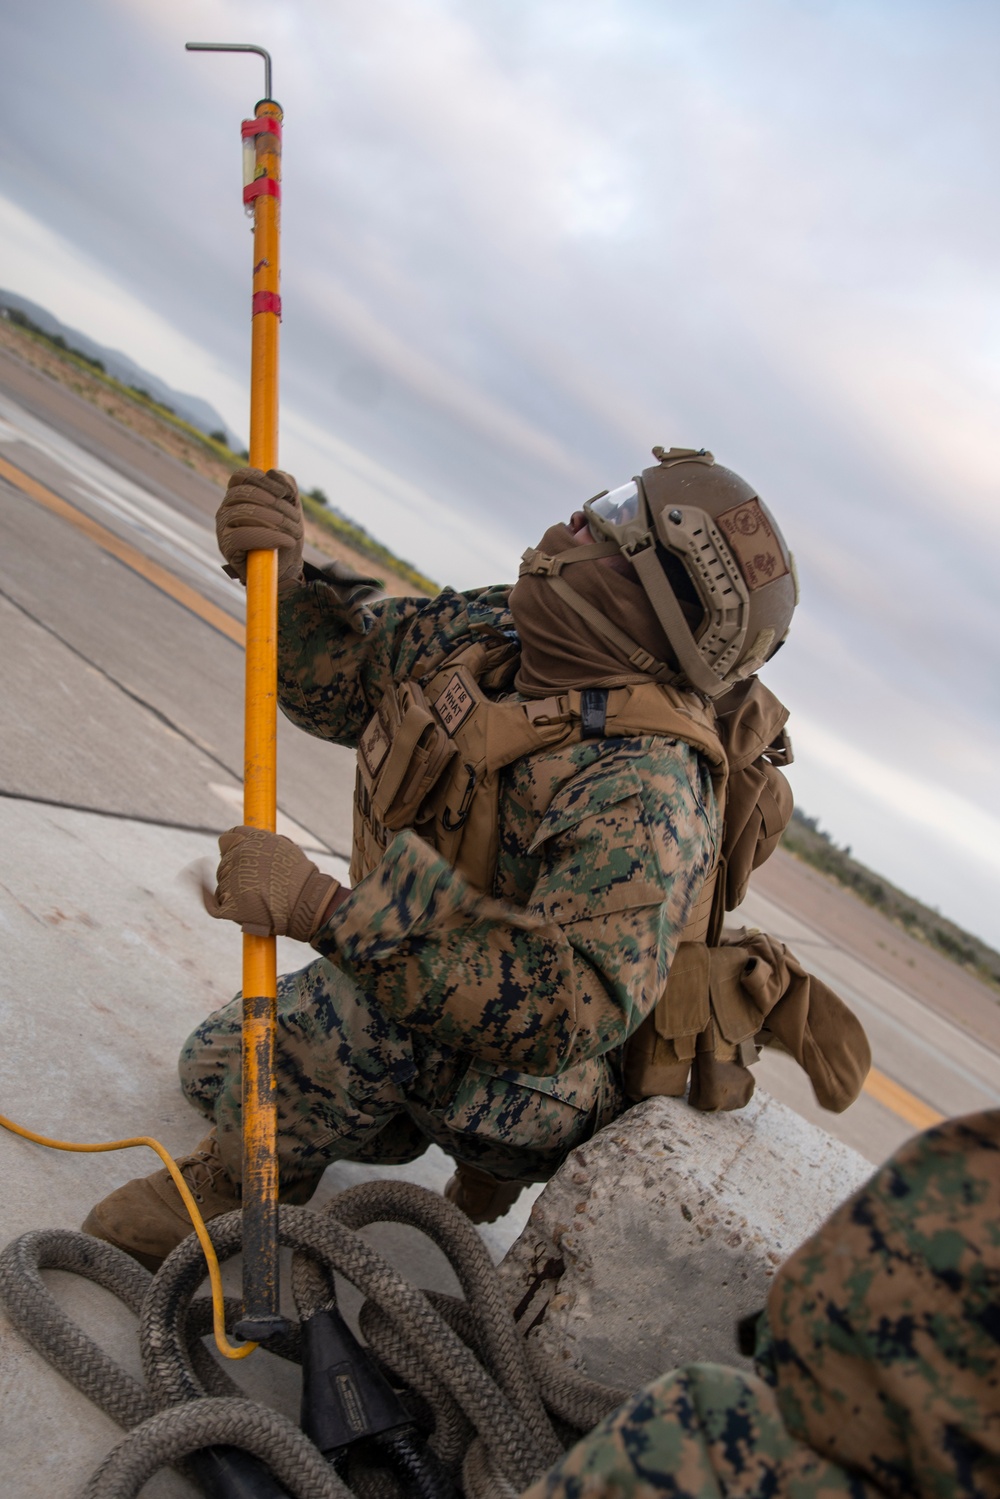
[237, 95, 288, 1341]
[0, 60, 288, 1356]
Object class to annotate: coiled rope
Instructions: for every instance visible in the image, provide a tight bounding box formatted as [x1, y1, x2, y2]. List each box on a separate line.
[0, 1181, 627, 1499]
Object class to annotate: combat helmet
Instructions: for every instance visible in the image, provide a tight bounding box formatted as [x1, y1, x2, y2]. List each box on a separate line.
[518, 447, 797, 698]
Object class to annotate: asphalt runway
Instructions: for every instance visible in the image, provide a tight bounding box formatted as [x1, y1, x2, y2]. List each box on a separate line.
[1, 336, 997, 1174]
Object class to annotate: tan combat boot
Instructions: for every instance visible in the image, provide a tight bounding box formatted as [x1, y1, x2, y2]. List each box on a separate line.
[443, 1160, 526, 1224]
[81, 1132, 241, 1273]
[81, 1132, 319, 1273]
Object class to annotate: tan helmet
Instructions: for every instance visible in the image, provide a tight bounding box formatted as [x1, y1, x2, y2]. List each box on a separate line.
[518, 447, 797, 698]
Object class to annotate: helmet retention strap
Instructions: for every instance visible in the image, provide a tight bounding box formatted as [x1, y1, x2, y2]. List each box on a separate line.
[629, 545, 731, 698]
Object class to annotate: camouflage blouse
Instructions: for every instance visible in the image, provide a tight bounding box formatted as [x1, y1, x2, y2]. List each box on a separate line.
[278, 577, 719, 1076]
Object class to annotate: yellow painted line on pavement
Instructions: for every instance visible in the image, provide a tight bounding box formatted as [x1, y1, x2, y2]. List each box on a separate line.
[863, 1067, 944, 1130]
[0, 452, 245, 648]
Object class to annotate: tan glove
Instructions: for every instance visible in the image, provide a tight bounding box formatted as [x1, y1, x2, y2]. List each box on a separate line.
[203, 826, 340, 941]
[216, 468, 304, 591]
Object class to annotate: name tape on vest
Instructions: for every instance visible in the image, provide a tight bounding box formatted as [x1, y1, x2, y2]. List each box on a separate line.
[433, 673, 477, 735]
[359, 713, 391, 778]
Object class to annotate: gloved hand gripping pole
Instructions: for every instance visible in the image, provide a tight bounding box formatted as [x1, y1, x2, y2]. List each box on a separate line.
[186, 41, 289, 1342]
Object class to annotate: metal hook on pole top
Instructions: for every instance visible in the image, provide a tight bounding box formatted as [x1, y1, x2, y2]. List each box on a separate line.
[185, 41, 275, 104]
[187, 44, 283, 226]
[185, 39, 286, 1345]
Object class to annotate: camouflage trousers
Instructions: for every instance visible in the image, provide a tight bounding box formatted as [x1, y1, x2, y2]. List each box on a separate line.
[179, 954, 625, 1188]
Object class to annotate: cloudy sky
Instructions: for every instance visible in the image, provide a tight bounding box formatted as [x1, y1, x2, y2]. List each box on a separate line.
[4, 0, 1000, 946]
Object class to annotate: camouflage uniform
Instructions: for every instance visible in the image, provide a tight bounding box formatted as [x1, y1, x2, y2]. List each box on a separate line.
[180, 579, 718, 1185]
[521, 1109, 1000, 1499]
[520, 1364, 871, 1499]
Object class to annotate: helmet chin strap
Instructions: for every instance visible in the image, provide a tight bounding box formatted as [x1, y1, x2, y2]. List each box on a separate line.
[627, 543, 736, 698]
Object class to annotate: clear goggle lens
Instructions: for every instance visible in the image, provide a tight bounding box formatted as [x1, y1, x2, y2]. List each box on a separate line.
[585, 480, 641, 531]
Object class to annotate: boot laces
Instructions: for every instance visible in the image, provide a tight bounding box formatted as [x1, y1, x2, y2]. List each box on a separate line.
[178, 1140, 236, 1204]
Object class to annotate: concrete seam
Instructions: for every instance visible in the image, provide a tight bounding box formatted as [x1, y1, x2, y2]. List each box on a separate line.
[0, 578, 241, 775]
[0, 789, 349, 862]
[0, 787, 244, 841]
[0, 583, 342, 859]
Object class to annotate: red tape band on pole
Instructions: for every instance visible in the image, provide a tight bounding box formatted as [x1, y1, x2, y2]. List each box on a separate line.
[252, 291, 282, 318]
[241, 117, 283, 143]
[243, 178, 281, 205]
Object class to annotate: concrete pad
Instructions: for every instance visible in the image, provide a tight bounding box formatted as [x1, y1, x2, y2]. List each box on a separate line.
[0, 797, 541, 1498]
[499, 1092, 873, 1392]
[0, 590, 244, 833]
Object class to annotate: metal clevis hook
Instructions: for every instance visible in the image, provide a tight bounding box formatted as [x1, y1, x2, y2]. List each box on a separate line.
[185, 41, 274, 102]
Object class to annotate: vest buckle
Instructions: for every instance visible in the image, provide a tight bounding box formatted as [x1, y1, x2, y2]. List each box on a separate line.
[580, 688, 609, 738]
[518, 549, 564, 578]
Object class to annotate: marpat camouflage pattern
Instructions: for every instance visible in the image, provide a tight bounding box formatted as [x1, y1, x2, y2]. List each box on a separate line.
[520, 1363, 872, 1499]
[759, 1107, 1000, 1498]
[182, 576, 718, 1178]
[179, 955, 624, 1185]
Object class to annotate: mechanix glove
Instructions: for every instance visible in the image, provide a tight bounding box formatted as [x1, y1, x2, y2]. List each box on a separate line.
[203, 826, 341, 941]
[216, 467, 304, 592]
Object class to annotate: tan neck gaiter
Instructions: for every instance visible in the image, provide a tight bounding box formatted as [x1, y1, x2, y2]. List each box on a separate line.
[509, 523, 675, 697]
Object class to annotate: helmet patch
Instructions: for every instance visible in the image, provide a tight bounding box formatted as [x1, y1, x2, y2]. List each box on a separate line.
[716, 499, 789, 592]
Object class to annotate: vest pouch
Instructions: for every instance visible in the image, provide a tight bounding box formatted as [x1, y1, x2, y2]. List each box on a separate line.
[653, 941, 710, 1041]
[622, 1017, 691, 1102]
[688, 1046, 756, 1112]
[623, 942, 710, 1103]
[351, 766, 391, 885]
[715, 677, 794, 911]
[359, 680, 457, 832]
[723, 757, 794, 910]
[426, 757, 482, 875]
[421, 664, 499, 889]
[707, 945, 765, 1047]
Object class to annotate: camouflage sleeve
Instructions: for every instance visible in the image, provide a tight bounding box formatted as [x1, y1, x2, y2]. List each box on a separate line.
[312, 744, 717, 1074]
[276, 581, 513, 748]
[519, 1364, 865, 1499]
[276, 580, 425, 747]
[758, 1109, 1000, 1499]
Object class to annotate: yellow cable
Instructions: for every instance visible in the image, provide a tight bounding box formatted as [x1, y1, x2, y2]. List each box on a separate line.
[0, 1113, 257, 1361]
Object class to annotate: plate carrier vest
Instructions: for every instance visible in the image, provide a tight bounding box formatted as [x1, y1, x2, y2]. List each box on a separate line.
[351, 631, 794, 1111]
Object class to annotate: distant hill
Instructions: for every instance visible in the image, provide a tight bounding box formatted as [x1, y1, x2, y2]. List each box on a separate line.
[0, 289, 245, 452]
[0, 295, 438, 597]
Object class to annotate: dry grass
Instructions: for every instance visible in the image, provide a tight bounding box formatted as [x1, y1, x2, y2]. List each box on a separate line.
[783, 809, 1000, 993]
